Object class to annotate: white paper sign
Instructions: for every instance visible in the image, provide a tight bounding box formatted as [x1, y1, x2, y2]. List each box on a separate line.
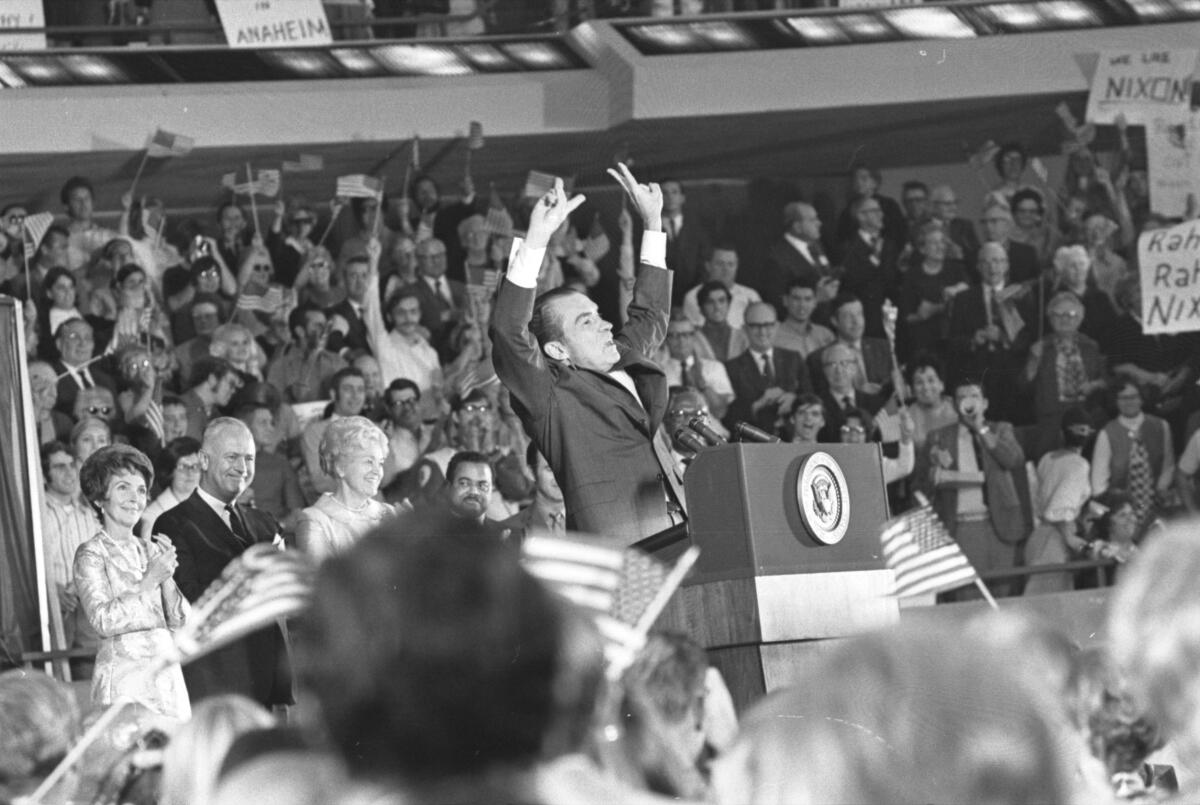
[1145, 114, 1200, 219]
[1085, 50, 1197, 125]
[214, 0, 332, 49]
[1139, 220, 1200, 335]
[0, 0, 45, 50]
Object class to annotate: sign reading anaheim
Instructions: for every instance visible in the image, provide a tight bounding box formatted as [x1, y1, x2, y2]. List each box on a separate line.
[214, 0, 333, 49]
[1139, 220, 1200, 335]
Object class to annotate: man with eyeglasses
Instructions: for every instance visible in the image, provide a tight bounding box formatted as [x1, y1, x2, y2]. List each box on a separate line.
[434, 450, 509, 537]
[661, 316, 734, 421]
[766, 202, 838, 315]
[979, 198, 1039, 285]
[52, 318, 116, 418]
[816, 342, 884, 442]
[723, 302, 810, 437]
[928, 184, 980, 263]
[379, 379, 437, 499]
[840, 195, 901, 341]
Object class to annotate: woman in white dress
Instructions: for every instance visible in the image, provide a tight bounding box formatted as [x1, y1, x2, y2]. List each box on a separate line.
[1024, 408, 1093, 595]
[297, 415, 394, 561]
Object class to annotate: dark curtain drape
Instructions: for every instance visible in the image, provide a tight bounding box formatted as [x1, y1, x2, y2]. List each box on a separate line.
[0, 295, 40, 667]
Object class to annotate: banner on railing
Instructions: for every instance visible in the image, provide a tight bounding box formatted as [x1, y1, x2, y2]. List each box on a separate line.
[0, 0, 45, 50]
[1139, 218, 1200, 335]
[213, 0, 332, 49]
[1085, 49, 1198, 125]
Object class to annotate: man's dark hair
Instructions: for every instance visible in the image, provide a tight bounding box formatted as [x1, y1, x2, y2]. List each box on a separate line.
[288, 303, 323, 336]
[162, 393, 184, 410]
[386, 378, 421, 400]
[830, 291, 862, 318]
[849, 163, 882, 185]
[952, 374, 986, 397]
[59, 176, 94, 206]
[530, 287, 582, 347]
[38, 224, 70, 258]
[705, 242, 738, 262]
[1011, 188, 1046, 215]
[901, 180, 929, 197]
[384, 286, 422, 329]
[696, 280, 730, 308]
[994, 142, 1027, 175]
[297, 519, 564, 783]
[189, 356, 235, 390]
[446, 450, 492, 486]
[329, 367, 365, 398]
[451, 388, 490, 414]
[785, 275, 817, 295]
[906, 350, 946, 386]
[40, 440, 72, 478]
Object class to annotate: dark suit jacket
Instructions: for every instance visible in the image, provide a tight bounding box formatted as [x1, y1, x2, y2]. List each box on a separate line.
[764, 238, 832, 310]
[1006, 240, 1041, 285]
[807, 338, 894, 397]
[664, 215, 710, 307]
[723, 347, 811, 435]
[491, 258, 674, 545]
[405, 276, 468, 356]
[411, 198, 480, 283]
[834, 194, 907, 260]
[156, 492, 293, 707]
[325, 298, 370, 355]
[921, 420, 1027, 545]
[52, 359, 117, 418]
[817, 387, 885, 443]
[839, 234, 901, 339]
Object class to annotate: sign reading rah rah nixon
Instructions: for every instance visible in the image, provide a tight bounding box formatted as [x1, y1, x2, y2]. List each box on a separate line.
[1139, 220, 1200, 335]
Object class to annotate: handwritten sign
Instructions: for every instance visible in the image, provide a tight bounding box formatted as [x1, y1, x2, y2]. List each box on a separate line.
[214, 0, 331, 49]
[1085, 50, 1197, 125]
[1139, 220, 1200, 335]
[0, 0, 45, 50]
[1145, 114, 1200, 219]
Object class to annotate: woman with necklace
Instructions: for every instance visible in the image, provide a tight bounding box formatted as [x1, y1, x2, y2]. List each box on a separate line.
[297, 416, 394, 562]
[74, 443, 190, 720]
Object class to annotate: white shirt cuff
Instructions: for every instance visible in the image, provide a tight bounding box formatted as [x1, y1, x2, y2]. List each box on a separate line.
[506, 237, 546, 289]
[641, 230, 667, 269]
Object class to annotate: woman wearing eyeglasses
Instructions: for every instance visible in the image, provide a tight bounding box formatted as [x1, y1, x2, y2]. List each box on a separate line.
[139, 436, 203, 539]
[267, 201, 318, 288]
[297, 416, 394, 562]
[293, 246, 345, 310]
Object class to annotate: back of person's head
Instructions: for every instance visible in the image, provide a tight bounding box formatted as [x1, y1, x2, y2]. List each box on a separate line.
[297, 512, 566, 786]
[1108, 520, 1200, 763]
[159, 694, 274, 805]
[212, 726, 342, 805]
[0, 669, 81, 801]
[712, 624, 1070, 805]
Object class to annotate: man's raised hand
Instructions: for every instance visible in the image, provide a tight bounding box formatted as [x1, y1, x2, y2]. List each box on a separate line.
[607, 162, 662, 232]
[526, 177, 585, 250]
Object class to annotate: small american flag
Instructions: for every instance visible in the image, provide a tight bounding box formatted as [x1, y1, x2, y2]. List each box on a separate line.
[336, 174, 383, 199]
[523, 170, 558, 199]
[282, 153, 324, 173]
[172, 543, 314, 666]
[880, 501, 978, 598]
[483, 206, 513, 237]
[523, 535, 699, 676]
[22, 211, 54, 261]
[145, 128, 194, 158]
[256, 169, 281, 198]
[467, 120, 484, 150]
[236, 286, 285, 313]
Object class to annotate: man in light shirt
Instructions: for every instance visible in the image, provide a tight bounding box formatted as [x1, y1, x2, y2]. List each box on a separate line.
[680, 245, 760, 330]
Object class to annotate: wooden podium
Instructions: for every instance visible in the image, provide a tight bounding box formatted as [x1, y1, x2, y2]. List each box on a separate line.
[641, 443, 899, 711]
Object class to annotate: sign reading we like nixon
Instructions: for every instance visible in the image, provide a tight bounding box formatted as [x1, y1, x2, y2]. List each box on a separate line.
[1085, 50, 1197, 125]
[214, 0, 332, 49]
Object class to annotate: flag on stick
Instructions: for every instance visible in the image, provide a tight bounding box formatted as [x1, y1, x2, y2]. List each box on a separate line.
[22, 211, 54, 261]
[282, 153, 324, 173]
[256, 169, 281, 198]
[168, 543, 314, 666]
[145, 128, 194, 158]
[523, 535, 699, 676]
[523, 170, 558, 199]
[483, 206, 513, 237]
[236, 286, 285, 314]
[879, 499, 979, 598]
[336, 174, 383, 199]
[467, 120, 485, 150]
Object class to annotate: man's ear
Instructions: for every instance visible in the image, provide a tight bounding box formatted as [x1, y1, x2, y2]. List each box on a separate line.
[542, 340, 570, 364]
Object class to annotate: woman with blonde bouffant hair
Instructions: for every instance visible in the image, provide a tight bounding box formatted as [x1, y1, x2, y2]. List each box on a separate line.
[296, 415, 394, 562]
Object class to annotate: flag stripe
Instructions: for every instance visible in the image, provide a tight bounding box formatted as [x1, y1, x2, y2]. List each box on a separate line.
[879, 504, 980, 599]
[336, 174, 382, 199]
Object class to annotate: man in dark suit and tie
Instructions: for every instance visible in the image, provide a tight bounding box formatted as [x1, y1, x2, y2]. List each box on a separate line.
[839, 197, 902, 340]
[491, 164, 680, 544]
[979, 200, 1041, 285]
[661, 179, 711, 307]
[815, 342, 885, 442]
[326, 255, 372, 356]
[807, 293, 896, 399]
[155, 417, 292, 709]
[723, 302, 811, 437]
[406, 237, 466, 357]
[52, 317, 116, 418]
[765, 202, 837, 313]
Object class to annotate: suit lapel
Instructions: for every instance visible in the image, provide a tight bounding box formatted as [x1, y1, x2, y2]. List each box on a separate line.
[185, 493, 245, 557]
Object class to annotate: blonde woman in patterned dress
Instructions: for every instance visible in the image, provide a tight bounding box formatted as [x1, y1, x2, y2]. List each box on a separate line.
[296, 416, 394, 562]
[74, 444, 190, 720]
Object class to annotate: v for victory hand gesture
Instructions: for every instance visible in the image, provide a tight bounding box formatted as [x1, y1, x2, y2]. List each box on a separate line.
[607, 162, 662, 232]
[526, 177, 586, 250]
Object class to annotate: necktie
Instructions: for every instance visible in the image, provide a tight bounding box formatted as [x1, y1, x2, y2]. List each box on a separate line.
[842, 395, 853, 412]
[667, 217, 678, 241]
[760, 353, 775, 386]
[439, 278, 452, 305]
[971, 433, 990, 505]
[1127, 430, 1154, 528]
[225, 503, 250, 546]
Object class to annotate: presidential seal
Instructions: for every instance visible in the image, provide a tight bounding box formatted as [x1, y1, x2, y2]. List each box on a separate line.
[796, 451, 850, 545]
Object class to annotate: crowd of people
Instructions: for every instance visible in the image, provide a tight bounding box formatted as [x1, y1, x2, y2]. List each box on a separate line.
[3, 99, 1200, 801]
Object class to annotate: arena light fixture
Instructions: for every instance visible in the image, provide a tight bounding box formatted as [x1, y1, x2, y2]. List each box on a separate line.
[330, 47, 386, 76]
[883, 7, 978, 39]
[260, 49, 341, 78]
[370, 43, 472, 75]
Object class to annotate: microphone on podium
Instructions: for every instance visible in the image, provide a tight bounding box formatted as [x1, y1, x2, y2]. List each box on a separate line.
[687, 416, 728, 446]
[732, 422, 781, 443]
